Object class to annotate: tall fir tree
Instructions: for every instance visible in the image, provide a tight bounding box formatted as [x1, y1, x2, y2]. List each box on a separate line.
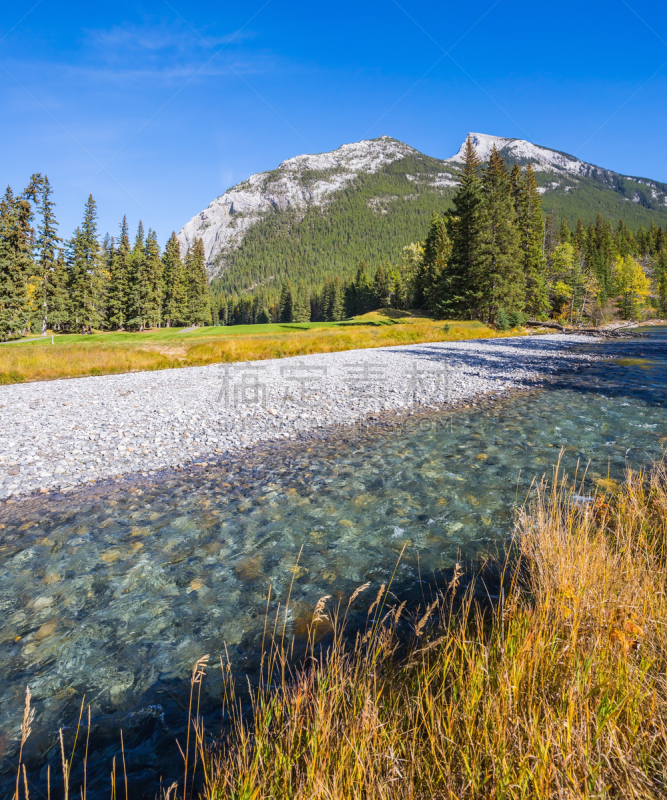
[0, 184, 35, 340]
[517, 164, 549, 319]
[479, 146, 524, 321]
[125, 221, 145, 329]
[107, 216, 131, 330]
[135, 229, 163, 329]
[31, 174, 63, 335]
[162, 232, 188, 327]
[185, 238, 211, 326]
[373, 262, 391, 308]
[279, 280, 294, 322]
[291, 282, 311, 322]
[415, 211, 451, 311]
[656, 247, 667, 316]
[68, 195, 104, 333]
[441, 135, 485, 318]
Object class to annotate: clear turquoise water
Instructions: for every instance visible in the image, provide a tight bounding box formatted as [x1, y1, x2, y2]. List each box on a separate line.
[1, 330, 666, 795]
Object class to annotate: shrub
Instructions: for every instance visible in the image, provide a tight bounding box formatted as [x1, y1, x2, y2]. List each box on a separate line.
[495, 308, 511, 331]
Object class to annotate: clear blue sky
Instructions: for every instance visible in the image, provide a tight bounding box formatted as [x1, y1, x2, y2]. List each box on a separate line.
[2, 0, 666, 245]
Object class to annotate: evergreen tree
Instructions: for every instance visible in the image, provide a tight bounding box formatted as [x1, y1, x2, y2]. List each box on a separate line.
[279, 280, 293, 322]
[291, 282, 311, 322]
[415, 212, 450, 311]
[48, 252, 70, 331]
[373, 262, 391, 308]
[0, 184, 34, 340]
[518, 164, 549, 319]
[125, 221, 145, 329]
[68, 195, 104, 333]
[185, 238, 211, 325]
[559, 218, 571, 244]
[32, 174, 63, 335]
[655, 247, 667, 316]
[479, 146, 524, 321]
[107, 216, 131, 330]
[440, 135, 485, 318]
[353, 260, 374, 314]
[138, 229, 163, 329]
[162, 232, 188, 327]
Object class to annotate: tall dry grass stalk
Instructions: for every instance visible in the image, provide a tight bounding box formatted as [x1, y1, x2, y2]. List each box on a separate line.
[195, 463, 667, 799]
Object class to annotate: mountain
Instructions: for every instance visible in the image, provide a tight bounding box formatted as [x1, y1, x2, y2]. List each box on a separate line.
[177, 134, 667, 294]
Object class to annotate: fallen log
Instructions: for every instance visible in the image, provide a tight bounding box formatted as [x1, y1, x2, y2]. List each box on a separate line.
[525, 321, 565, 331]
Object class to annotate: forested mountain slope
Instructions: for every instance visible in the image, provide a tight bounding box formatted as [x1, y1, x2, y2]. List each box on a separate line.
[176, 134, 667, 295]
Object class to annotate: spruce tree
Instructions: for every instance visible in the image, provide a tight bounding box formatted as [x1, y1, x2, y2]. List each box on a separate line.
[559, 218, 571, 244]
[441, 135, 485, 318]
[125, 221, 145, 329]
[656, 247, 667, 316]
[415, 212, 450, 311]
[373, 263, 391, 309]
[352, 260, 373, 314]
[162, 232, 188, 327]
[279, 280, 293, 322]
[107, 216, 131, 330]
[138, 229, 163, 329]
[517, 164, 549, 319]
[480, 146, 524, 321]
[0, 185, 34, 340]
[185, 238, 211, 326]
[68, 195, 104, 333]
[291, 282, 311, 322]
[32, 174, 62, 335]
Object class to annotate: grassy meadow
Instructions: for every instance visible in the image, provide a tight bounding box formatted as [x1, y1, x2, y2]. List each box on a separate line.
[0, 311, 518, 385]
[13, 461, 667, 799]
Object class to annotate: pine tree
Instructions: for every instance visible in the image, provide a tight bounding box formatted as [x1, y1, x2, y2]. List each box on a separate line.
[479, 146, 524, 321]
[32, 174, 62, 335]
[518, 164, 549, 319]
[279, 280, 293, 322]
[291, 282, 311, 322]
[68, 195, 104, 333]
[441, 135, 485, 318]
[352, 260, 374, 314]
[185, 238, 211, 326]
[107, 216, 131, 330]
[162, 232, 188, 327]
[138, 229, 163, 329]
[655, 247, 667, 316]
[0, 184, 34, 340]
[559, 218, 571, 244]
[373, 262, 391, 309]
[415, 212, 450, 311]
[510, 164, 523, 215]
[125, 221, 145, 329]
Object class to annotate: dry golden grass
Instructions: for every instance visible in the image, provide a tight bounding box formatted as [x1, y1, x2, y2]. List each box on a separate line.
[0, 319, 511, 384]
[194, 462, 667, 799]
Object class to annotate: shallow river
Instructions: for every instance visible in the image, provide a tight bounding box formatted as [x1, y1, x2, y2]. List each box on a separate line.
[1, 329, 666, 796]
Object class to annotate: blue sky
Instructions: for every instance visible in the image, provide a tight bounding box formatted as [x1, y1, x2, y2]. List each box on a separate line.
[2, 0, 666, 245]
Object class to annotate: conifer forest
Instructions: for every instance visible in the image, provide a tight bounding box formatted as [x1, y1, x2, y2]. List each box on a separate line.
[2, 137, 666, 342]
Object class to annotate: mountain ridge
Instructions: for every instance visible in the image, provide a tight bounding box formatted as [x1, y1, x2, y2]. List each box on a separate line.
[177, 134, 667, 291]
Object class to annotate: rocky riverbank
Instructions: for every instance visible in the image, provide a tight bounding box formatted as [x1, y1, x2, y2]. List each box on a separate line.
[0, 335, 607, 501]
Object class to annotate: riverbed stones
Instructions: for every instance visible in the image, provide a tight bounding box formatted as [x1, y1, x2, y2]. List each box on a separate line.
[0, 335, 605, 500]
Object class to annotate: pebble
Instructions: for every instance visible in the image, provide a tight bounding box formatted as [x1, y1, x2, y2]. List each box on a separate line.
[0, 335, 606, 500]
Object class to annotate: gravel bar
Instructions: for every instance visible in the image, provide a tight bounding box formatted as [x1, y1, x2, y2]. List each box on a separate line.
[0, 335, 605, 500]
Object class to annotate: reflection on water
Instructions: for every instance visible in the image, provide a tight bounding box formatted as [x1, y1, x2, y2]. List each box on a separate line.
[1, 329, 666, 795]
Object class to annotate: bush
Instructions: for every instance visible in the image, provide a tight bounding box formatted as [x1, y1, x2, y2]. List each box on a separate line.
[495, 309, 511, 331]
[507, 311, 525, 328]
[0, 371, 26, 384]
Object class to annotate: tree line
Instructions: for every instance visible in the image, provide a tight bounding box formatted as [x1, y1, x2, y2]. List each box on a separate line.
[0, 176, 211, 341]
[214, 137, 666, 325]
